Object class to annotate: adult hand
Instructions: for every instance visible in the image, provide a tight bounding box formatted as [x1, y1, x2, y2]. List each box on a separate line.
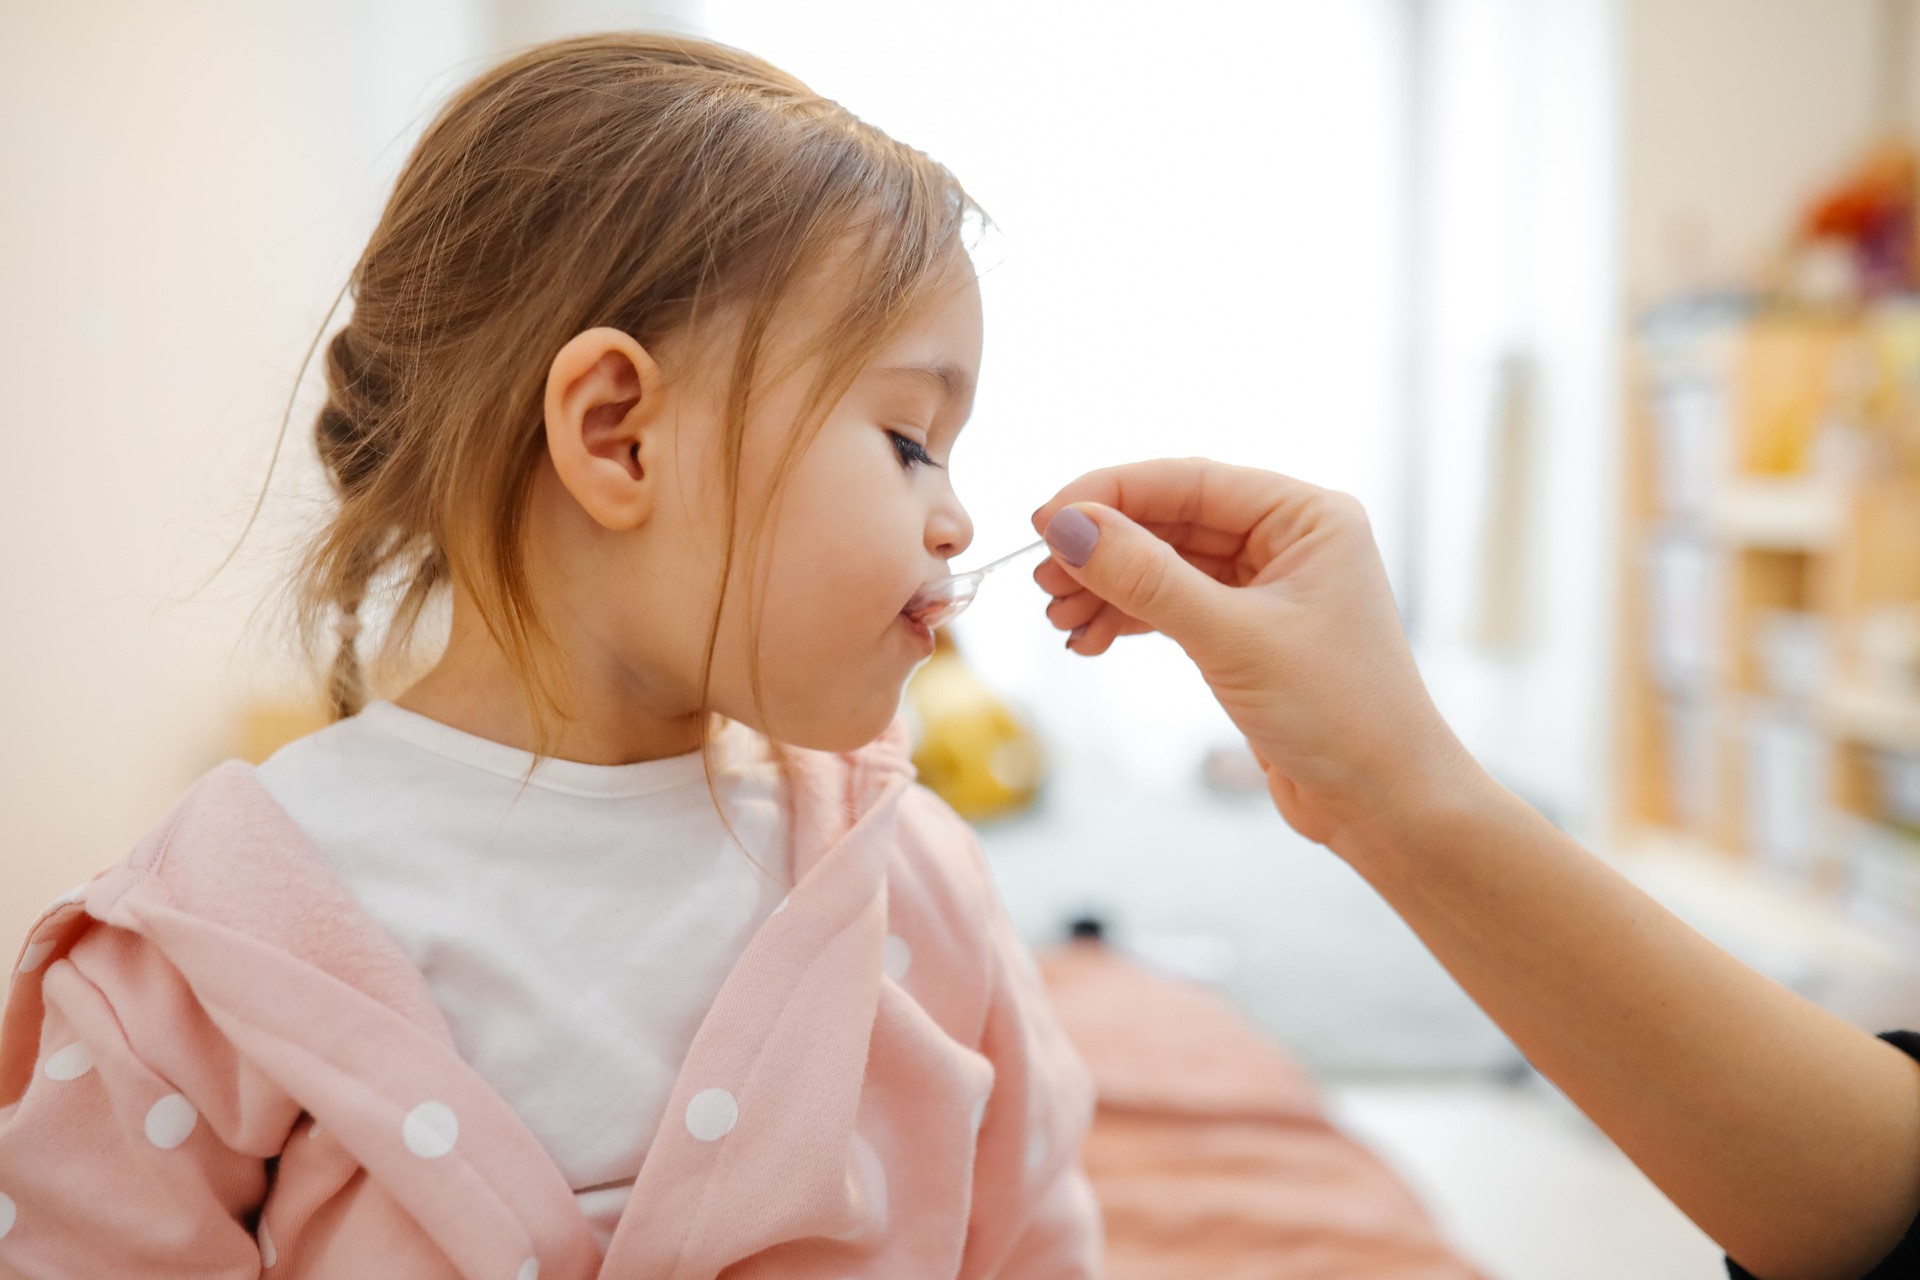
[1036, 459, 1920, 1280]
[1031, 456, 1483, 851]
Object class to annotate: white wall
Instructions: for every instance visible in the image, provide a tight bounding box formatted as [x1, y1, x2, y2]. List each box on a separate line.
[0, 2, 513, 950]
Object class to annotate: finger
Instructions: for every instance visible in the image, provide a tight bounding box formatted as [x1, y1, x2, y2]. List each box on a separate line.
[1033, 558, 1079, 596]
[1138, 519, 1247, 559]
[1068, 600, 1133, 656]
[1179, 551, 1239, 584]
[1040, 545, 1233, 594]
[1045, 590, 1104, 633]
[1037, 501, 1221, 640]
[1030, 457, 1332, 548]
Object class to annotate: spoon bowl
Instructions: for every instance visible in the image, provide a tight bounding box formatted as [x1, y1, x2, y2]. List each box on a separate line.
[903, 537, 1048, 630]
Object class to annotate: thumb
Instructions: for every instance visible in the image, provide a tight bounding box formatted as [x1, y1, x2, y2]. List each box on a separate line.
[1042, 502, 1223, 642]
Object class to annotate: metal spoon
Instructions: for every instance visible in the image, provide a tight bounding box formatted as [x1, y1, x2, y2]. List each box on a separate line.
[902, 538, 1048, 629]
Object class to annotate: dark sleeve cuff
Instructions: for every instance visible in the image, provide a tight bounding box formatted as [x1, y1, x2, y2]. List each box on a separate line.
[1725, 1031, 1920, 1279]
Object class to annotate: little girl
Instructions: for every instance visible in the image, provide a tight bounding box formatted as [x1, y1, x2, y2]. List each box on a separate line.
[0, 31, 1100, 1279]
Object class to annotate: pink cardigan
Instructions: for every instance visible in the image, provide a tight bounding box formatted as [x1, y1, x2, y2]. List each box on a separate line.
[0, 717, 1101, 1279]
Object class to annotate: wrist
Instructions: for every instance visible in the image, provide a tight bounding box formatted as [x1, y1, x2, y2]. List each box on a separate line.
[1327, 737, 1509, 880]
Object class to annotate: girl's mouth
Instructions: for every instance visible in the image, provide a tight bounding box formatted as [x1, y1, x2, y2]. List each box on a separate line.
[901, 593, 944, 627]
[897, 609, 935, 652]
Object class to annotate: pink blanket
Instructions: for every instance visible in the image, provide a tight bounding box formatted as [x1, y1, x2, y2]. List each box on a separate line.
[1040, 942, 1487, 1280]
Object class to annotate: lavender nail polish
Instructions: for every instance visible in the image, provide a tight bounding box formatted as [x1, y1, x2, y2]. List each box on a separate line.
[1044, 507, 1099, 567]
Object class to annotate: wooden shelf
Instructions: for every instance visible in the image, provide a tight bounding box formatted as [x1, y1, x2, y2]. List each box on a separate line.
[1707, 477, 1844, 549]
[1614, 304, 1920, 948]
[1825, 684, 1920, 751]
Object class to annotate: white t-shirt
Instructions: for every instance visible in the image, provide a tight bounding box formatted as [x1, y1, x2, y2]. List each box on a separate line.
[254, 699, 790, 1253]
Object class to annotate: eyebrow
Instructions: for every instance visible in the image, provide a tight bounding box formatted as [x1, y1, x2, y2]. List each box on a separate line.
[873, 362, 976, 403]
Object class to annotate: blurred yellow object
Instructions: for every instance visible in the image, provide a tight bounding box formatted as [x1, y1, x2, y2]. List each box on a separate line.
[235, 695, 332, 764]
[1737, 316, 1857, 474]
[905, 629, 1045, 822]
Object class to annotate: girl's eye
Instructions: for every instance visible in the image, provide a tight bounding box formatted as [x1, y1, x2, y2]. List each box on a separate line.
[887, 429, 941, 470]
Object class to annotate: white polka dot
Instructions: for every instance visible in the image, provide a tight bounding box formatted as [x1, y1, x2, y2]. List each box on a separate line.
[145, 1093, 198, 1149]
[18, 939, 53, 973]
[772, 895, 790, 915]
[968, 1095, 988, 1138]
[1025, 1129, 1048, 1171]
[43, 1042, 92, 1082]
[684, 1088, 738, 1141]
[307, 1120, 322, 1140]
[856, 1137, 889, 1228]
[403, 1101, 458, 1158]
[0, 1192, 14, 1240]
[259, 1220, 277, 1267]
[517, 1257, 540, 1280]
[883, 934, 912, 982]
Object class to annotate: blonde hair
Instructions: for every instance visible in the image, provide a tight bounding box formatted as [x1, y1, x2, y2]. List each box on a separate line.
[232, 31, 983, 773]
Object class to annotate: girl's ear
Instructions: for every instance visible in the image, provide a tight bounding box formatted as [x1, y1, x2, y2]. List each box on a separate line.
[543, 326, 670, 531]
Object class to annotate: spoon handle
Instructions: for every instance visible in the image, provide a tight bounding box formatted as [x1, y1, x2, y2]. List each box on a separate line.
[966, 537, 1049, 579]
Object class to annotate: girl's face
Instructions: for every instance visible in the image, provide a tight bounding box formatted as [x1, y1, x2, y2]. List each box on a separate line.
[710, 257, 982, 749]
[533, 249, 981, 755]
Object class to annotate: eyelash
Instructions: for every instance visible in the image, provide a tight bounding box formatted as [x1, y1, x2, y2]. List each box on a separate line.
[887, 429, 942, 470]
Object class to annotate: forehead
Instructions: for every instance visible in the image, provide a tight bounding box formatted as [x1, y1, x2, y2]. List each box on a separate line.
[858, 265, 982, 392]
[671, 234, 981, 409]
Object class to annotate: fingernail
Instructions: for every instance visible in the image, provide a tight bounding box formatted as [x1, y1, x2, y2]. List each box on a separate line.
[1044, 507, 1099, 567]
[1068, 623, 1088, 649]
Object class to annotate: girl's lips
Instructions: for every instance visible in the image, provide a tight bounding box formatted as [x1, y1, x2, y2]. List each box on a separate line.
[901, 594, 942, 626]
[897, 609, 935, 652]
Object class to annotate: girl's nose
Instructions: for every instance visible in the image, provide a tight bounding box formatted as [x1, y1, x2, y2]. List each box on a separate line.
[928, 496, 973, 561]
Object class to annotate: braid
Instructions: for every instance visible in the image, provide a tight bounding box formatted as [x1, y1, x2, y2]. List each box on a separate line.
[324, 594, 367, 721]
[315, 326, 390, 498]
[313, 320, 395, 721]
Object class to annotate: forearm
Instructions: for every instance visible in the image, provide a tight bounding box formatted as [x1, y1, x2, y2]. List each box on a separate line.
[1333, 764, 1920, 1280]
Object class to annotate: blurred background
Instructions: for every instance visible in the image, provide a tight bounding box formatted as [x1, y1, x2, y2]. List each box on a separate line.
[7, 0, 1920, 1274]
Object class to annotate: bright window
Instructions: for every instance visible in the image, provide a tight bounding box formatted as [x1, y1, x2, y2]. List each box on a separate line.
[702, 1, 1413, 784]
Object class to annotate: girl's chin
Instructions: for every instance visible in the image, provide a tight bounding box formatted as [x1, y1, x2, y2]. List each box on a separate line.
[763, 695, 907, 755]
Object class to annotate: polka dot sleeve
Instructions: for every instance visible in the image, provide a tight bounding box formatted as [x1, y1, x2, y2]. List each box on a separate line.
[0, 908, 290, 1276]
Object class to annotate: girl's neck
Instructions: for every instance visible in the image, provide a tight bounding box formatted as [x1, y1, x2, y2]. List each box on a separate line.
[392, 611, 707, 767]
